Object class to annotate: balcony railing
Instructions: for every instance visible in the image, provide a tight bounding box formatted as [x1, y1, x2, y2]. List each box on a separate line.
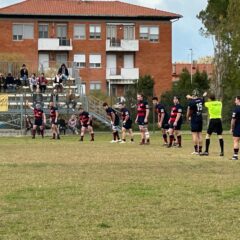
[106, 68, 139, 82]
[38, 38, 73, 51]
[106, 39, 139, 51]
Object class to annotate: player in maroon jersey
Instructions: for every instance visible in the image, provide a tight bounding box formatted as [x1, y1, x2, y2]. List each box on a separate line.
[49, 101, 60, 140]
[135, 93, 150, 145]
[168, 96, 183, 148]
[27, 101, 46, 139]
[79, 108, 94, 141]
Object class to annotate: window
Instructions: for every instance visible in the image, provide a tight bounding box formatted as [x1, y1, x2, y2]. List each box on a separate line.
[124, 26, 134, 40]
[74, 24, 86, 39]
[90, 81, 101, 91]
[90, 25, 101, 39]
[38, 24, 48, 38]
[13, 24, 34, 40]
[89, 54, 101, 68]
[107, 25, 117, 39]
[140, 26, 159, 42]
[74, 54, 86, 68]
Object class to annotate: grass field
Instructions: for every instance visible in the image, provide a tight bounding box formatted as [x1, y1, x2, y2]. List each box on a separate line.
[1, 133, 240, 240]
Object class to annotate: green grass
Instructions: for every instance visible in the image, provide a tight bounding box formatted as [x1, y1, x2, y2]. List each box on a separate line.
[0, 133, 240, 239]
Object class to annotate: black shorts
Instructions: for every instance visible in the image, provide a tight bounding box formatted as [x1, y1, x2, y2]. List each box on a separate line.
[82, 121, 93, 128]
[191, 120, 203, 132]
[137, 116, 148, 126]
[34, 119, 43, 126]
[123, 120, 132, 130]
[169, 121, 182, 131]
[51, 119, 58, 125]
[233, 125, 240, 137]
[207, 119, 223, 135]
[162, 122, 169, 130]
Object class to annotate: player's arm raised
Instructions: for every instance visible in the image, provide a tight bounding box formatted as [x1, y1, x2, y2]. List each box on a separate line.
[26, 100, 34, 110]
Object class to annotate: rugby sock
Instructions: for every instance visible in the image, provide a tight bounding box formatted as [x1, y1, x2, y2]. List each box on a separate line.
[122, 139, 126, 142]
[32, 129, 36, 138]
[80, 136, 84, 141]
[141, 138, 145, 144]
[131, 138, 134, 142]
[194, 145, 198, 152]
[91, 133, 94, 141]
[52, 133, 56, 139]
[199, 146, 202, 153]
[116, 131, 120, 140]
[163, 134, 168, 143]
[40, 129, 44, 138]
[205, 139, 210, 153]
[234, 148, 239, 155]
[169, 135, 174, 146]
[219, 139, 224, 153]
[113, 132, 116, 141]
[177, 135, 182, 147]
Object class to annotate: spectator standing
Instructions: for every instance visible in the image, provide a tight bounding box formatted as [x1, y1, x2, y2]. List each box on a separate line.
[0, 73, 5, 92]
[29, 73, 38, 92]
[66, 89, 77, 111]
[38, 73, 48, 93]
[20, 64, 28, 86]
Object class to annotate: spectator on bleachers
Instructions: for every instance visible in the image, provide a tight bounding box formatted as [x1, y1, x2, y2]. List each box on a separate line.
[20, 64, 29, 86]
[5, 73, 16, 92]
[38, 73, 48, 93]
[33, 86, 43, 107]
[68, 114, 78, 134]
[0, 73, 6, 92]
[66, 89, 77, 111]
[29, 73, 38, 92]
[54, 73, 63, 93]
[15, 74, 22, 90]
[58, 63, 69, 84]
[50, 89, 59, 107]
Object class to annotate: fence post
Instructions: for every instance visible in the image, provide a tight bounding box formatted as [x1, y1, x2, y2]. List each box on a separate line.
[20, 95, 23, 135]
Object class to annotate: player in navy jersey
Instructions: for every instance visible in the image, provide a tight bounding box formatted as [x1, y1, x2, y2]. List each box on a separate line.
[186, 90, 207, 154]
[49, 101, 60, 140]
[152, 97, 169, 145]
[27, 101, 46, 139]
[168, 96, 183, 148]
[230, 96, 240, 160]
[135, 93, 150, 145]
[103, 102, 121, 143]
[79, 108, 94, 141]
[119, 102, 134, 143]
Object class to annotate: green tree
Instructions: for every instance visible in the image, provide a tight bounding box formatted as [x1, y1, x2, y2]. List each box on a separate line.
[137, 75, 155, 98]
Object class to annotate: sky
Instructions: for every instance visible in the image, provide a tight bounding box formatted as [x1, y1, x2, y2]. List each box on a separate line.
[0, 0, 213, 62]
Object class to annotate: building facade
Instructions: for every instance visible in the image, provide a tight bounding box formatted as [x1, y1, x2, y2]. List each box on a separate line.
[0, 0, 181, 96]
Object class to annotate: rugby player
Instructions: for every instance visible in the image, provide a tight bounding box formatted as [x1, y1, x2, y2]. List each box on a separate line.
[79, 108, 94, 141]
[152, 97, 169, 145]
[230, 96, 240, 160]
[49, 101, 60, 140]
[168, 96, 183, 148]
[186, 90, 207, 154]
[103, 102, 121, 143]
[135, 94, 150, 145]
[27, 101, 46, 139]
[119, 102, 134, 143]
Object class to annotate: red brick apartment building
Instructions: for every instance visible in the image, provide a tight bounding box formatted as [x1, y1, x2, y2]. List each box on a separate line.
[0, 0, 181, 96]
[172, 62, 214, 82]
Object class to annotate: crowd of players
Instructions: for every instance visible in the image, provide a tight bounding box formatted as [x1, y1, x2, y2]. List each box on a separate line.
[27, 90, 240, 161]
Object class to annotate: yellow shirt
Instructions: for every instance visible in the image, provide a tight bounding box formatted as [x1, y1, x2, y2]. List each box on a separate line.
[204, 101, 222, 119]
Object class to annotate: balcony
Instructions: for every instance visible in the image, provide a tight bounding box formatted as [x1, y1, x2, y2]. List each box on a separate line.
[106, 39, 139, 52]
[106, 68, 139, 84]
[38, 38, 73, 51]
